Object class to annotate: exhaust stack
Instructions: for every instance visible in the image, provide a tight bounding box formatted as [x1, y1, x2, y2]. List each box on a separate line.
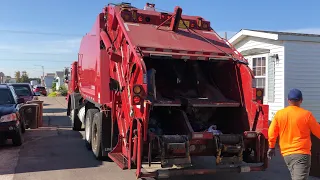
[169, 6, 182, 32]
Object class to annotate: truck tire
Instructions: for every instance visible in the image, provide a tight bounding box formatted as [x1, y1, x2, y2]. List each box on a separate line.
[91, 112, 104, 160]
[71, 109, 82, 131]
[85, 109, 99, 150]
[12, 126, 23, 146]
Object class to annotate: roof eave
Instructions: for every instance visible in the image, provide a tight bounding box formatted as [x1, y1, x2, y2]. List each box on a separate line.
[229, 29, 279, 45]
[278, 34, 320, 43]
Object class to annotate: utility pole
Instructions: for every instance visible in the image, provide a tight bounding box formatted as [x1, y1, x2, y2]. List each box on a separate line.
[34, 65, 44, 86]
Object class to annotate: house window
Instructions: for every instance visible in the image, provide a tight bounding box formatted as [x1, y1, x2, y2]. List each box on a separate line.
[252, 57, 266, 88]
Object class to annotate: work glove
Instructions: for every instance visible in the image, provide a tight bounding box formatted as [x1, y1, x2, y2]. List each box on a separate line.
[267, 148, 275, 159]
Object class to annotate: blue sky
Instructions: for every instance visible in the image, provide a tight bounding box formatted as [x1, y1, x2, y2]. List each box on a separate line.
[0, 0, 319, 78]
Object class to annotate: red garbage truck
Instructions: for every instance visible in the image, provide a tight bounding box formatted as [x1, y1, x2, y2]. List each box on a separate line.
[66, 2, 269, 179]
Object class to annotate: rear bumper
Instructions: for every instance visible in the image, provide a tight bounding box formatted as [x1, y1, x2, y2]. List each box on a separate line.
[0, 121, 20, 137]
[140, 164, 266, 179]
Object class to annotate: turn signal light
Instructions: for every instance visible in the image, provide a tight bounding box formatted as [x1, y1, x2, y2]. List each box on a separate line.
[255, 88, 264, 104]
[133, 85, 142, 94]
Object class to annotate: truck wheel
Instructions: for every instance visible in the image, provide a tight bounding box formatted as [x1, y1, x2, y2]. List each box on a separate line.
[85, 109, 99, 150]
[12, 126, 23, 146]
[71, 109, 82, 131]
[91, 112, 103, 160]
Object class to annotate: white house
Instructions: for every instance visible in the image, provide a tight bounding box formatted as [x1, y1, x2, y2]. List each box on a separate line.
[55, 71, 64, 90]
[44, 73, 55, 89]
[229, 29, 320, 122]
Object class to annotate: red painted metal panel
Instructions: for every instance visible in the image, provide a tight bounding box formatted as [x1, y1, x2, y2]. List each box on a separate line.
[123, 22, 242, 59]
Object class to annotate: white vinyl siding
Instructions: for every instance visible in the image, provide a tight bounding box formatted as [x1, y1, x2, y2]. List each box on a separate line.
[234, 36, 284, 121]
[284, 41, 320, 122]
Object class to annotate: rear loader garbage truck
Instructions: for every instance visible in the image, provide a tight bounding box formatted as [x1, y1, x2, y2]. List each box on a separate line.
[66, 2, 270, 179]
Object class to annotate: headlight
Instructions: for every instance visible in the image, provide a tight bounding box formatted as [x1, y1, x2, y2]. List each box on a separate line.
[0, 113, 17, 122]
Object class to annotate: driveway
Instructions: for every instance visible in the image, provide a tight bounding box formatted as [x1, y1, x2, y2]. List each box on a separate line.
[0, 97, 319, 180]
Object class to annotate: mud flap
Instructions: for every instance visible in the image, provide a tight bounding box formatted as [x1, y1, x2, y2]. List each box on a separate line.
[70, 93, 81, 109]
[101, 112, 113, 157]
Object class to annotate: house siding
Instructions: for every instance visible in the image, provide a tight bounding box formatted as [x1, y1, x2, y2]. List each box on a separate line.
[284, 41, 320, 122]
[234, 36, 285, 121]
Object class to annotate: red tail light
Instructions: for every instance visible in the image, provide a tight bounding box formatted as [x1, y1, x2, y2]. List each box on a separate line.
[133, 95, 141, 105]
[132, 85, 143, 105]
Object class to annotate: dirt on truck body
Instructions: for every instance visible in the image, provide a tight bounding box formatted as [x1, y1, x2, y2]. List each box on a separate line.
[66, 2, 270, 179]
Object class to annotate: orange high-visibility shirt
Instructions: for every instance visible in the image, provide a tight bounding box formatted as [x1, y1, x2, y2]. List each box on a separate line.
[268, 105, 320, 156]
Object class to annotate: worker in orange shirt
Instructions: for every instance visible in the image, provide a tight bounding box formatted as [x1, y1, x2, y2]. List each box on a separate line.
[268, 88, 320, 180]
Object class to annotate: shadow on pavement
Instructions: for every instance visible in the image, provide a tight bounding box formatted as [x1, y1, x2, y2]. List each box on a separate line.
[0, 142, 19, 149]
[43, 108, 67, 113]
[43, 115, 72, 127]
[12, 128, 104, 175]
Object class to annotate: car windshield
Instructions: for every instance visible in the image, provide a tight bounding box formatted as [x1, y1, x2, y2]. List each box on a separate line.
[0, 89, 15, 105]
[37, 87, 45, 90]
[12, 85, 32, 96]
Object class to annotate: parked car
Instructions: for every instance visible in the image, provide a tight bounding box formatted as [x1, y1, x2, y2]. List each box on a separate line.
[0, 84, 25, 146]
[33, 86, 47, 96]
[7, 83, 39, 102]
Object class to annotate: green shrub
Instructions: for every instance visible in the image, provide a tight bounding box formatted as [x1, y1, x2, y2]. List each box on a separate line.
[59, 85, 68, 96]
[48, 92, 57, 97]
[52, 82, 56, 92]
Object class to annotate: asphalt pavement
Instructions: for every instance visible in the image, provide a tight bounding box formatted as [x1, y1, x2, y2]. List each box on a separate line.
[0, 97, 319, 180]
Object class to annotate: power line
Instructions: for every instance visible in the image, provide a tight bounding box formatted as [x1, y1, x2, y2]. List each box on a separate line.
[0, 49, 76, 55]
[0, 29, 83, 37]
[0, 59, 72, 62]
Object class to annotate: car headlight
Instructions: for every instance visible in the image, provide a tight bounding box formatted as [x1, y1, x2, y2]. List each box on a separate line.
[0, 113, 17, 122]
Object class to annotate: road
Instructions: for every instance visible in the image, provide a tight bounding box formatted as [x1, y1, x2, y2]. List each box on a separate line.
[0, 97, 319, 180]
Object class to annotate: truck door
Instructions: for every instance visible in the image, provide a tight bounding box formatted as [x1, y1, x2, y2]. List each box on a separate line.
[310, 134, 320, 177]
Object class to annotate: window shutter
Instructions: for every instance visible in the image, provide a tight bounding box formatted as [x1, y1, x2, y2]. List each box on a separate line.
[268, 55, 275, 103]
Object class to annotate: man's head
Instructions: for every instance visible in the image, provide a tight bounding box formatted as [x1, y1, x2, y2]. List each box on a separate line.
[288, 88, 303, 106]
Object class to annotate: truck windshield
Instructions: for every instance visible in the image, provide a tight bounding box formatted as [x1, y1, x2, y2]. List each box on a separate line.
[0, 89, 15, 105]
[11, 85, 32, 96]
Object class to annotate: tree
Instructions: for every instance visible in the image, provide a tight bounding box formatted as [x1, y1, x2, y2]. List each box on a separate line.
[15, 71, 21, 83]
[0, 72, 4, 83]
[20, 71, 30, 83]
